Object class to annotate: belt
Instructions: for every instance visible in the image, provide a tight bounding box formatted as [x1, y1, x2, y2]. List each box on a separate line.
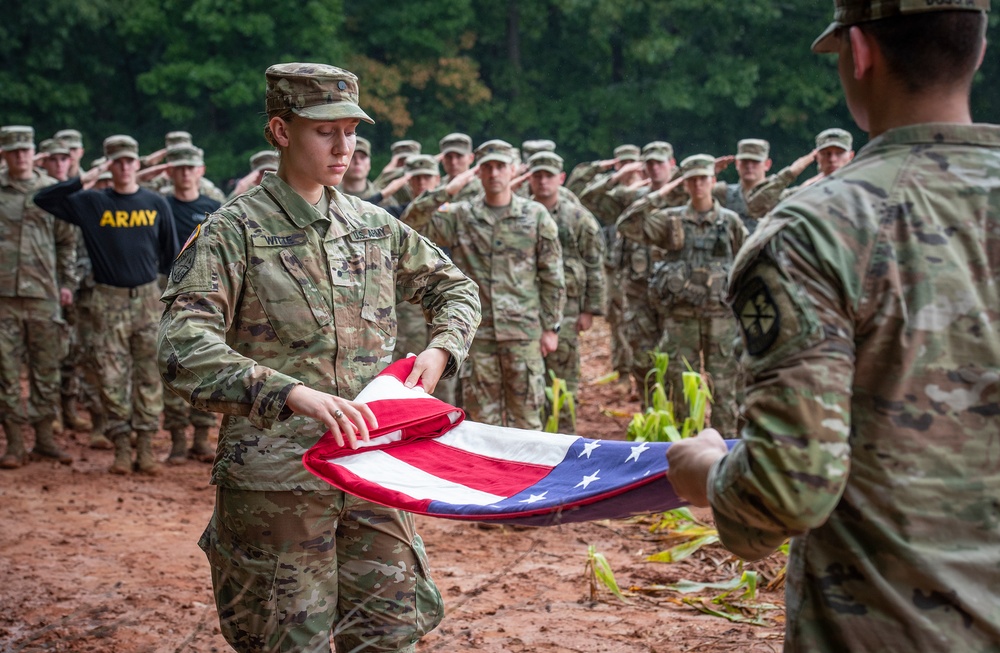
[95, 280, 158, 299]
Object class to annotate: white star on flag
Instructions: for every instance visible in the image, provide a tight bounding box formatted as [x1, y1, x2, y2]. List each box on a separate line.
[626, 441, 650, 463]
[575, 470, 600, 489]
[520, 492, 548, 504]
[578, 440, 601, 458]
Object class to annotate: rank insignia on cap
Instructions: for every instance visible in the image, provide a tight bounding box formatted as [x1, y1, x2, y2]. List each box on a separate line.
[735, 276, 780, 356]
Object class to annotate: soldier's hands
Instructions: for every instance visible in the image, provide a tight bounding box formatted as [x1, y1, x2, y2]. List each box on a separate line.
[652, 175, 685, 199]
[611, 161, 644, 185]
[404, 348, 451, 394]
[137, 163, 169, 181]
[59, 287, 74, 307]
[232, 169, 265, 197]
[80, 158, 112, 189]
[576, 312, 594, 333]
[599, 158, 618, 170]
[510, 169, 531, 192]
[379, 173, 411, 198]
[285, 385, 378, 450]
[714, 155, 735, 173]
[666, 428, 728, 507]
[142, 148, 169, 167]
[540, 330, 559, 357]
[790, 149, 819, 176]
[446, 166, 478, 196]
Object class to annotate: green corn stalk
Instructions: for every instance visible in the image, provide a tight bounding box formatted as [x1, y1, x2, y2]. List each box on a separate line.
[637, 569, 780, 626]
[544, 370, 576, 433]
[585, 545, 630, 603]
[627, 352, 711, 443]
[646, 507, 720, 562]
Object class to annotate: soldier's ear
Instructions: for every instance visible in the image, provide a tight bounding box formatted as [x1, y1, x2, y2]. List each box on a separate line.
[268, 117, 292, 149]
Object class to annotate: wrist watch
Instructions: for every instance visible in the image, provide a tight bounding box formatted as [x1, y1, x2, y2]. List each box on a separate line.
[549, 323, 561, 334]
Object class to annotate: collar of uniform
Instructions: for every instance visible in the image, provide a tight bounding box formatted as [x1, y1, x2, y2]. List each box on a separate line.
[477, 193, 528, 221]
[684, 199, 724, 223]
[855, 122, 1000, 160]
[260, 172, 359, 239]
[0, 168, 45, 192]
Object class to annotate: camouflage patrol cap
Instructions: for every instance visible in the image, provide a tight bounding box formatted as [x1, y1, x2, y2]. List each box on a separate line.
[103, 135, 139, 160]
[528, 151, 564, 175]
[54, 129, 83, 149]
[165, 131, 192, 148]
[1, 126, 34, 151]
[391, 140, 421, 157]
[404, 154, 440, 177]
[166, 144, 204, 167]
[355, 136, 372, 157]
[521, 139, 556, 160]
[250, 150, 279, 172]
[816, 127, 853, 151]
[736, 138, 770, 162]
[613, 144, 641, 161]
[679, 154, 716, 180]
[439, 133, 473, 156]
[475, 139, 515, 165]
[642, 141, 675, 162]
[265, 63, 374, 124]
[39, 138, 70, 156]
[812, 0, 991, 53]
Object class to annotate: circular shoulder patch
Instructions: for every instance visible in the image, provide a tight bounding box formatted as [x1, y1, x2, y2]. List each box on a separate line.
[733, 276, 780, 356]
[171, 242, 197, 284]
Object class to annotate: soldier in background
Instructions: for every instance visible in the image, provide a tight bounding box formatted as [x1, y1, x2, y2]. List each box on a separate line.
[528, 151, 605, 430]
[373, 138, 421, 206]
[54, 129, 85, 178]
[618, 154, 747, 432]
[565, 143, 641, 197]
[0, 126, 77, 468]
[161, 144, 221, 464]
[438, 132, 482, 201]
[337, 136, 378, 198]
[667, 2, 999, 650]
[404, 139, 565, 429]
[227, 149, 279, 199]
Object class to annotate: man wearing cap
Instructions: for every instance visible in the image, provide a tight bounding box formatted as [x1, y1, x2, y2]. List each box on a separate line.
[54, 129, 85, 178]
[618, 154, 747, 432]
[437, 132, 483, 202]
[582, 141, 681, 396]
[160, 144, 222, 466]
[667, 3, 999, 651]
[159, 62, 478, 653]
[373, 139, 421, 206]
[748, 129, 857, 215]
[714, 138, 812, 234]
[528, 151, 605, 427]
[566, 143, 641, 197]
[35, 134, 178, 476]
[403, 138, 565, 430]
[337, 135, 379, 198]
[0, 126, 78, 468]
[38, 139, 73, 182]
[227, 149, 280, 199]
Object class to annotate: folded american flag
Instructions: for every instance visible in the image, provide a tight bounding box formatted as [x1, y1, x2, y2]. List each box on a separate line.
[303, 357, 731, 526]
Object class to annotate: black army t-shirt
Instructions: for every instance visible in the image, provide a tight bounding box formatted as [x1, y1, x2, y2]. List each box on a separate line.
[34, 178, 179, 288]
[167, 194, 221, 244]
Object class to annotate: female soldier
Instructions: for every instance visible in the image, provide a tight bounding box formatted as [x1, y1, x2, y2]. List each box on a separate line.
[157, 63, 481, 653]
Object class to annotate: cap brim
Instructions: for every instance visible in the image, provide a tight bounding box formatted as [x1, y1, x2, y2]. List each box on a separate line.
[294, 103, 375, 124]
[818, 143, 850, 151]
[642, 154, 670, 162]
[2, 143, 34, 151]
[682, 168, 715, 180]
[441, 147, 471, 156]
[735, 154, 767, 162]
[168, 159, 203, 167]
[529, 165, 562, 176]
[478, 154, 513, 166]
[106, 151, 138, 160]
[811, 21, 841, 54]
[617, 155, 639, 162]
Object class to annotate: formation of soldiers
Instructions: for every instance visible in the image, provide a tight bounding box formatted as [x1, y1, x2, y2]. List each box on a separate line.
[0, 117, 855, 472]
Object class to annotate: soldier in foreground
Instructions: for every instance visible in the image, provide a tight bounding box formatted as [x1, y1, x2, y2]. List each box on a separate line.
[667, 1, 1000, 650]
[158, 63, 480, 653]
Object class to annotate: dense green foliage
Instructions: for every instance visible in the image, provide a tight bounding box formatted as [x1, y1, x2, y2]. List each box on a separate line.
[2, 0, 996, 186]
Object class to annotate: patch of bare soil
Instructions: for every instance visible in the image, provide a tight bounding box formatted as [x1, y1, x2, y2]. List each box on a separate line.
[0, 318, 785, 652]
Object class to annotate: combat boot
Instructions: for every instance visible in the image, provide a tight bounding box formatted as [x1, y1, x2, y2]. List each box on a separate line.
[88, 410, 113, 449]
[166, 429, 187, 466]
[189, 426, 215, 463]
[30, 420, 73, 465]
[1, 421, 27, 469]
[109, 432, 132, 475]
[135, 431, 161, 475]
[61, 395, 91, 432]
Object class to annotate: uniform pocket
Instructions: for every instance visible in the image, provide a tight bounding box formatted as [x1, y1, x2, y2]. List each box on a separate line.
[199, 513, 278, 601]
[250, 249, 332, 345]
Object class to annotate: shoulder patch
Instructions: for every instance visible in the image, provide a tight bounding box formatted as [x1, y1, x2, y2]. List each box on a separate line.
[171, 240, 197, 283]
[733, 276, 780, 356]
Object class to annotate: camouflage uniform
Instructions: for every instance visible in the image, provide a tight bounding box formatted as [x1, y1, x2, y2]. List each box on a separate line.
[403, 161, 565, 430]
[159, 62, 479, 653]
[713, 139, 774, 234]
[618, 166, 747, 434]
[373, 140, 420, 207]
[711, 121, 1000, 650]
[530, 154, 606, 411]
[0, 130, 77, 466]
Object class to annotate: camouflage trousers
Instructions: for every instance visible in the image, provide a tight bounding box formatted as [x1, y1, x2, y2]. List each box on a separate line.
[391, 300, 460, 407]
[659, 309, 742, 437]
[623, 284, 661, 400]
[200, 487, 443, 653]
[605, 264, 632, 376]
[91, 281, 163, 437]
[462, 338, 545, 430]
[60, 286, 103, 415]
[162, 386, 218, 431]
[0, 297, 65, 424]
[544, 302, 582, 396]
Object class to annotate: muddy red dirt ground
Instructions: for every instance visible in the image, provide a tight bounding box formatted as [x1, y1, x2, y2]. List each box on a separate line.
[0, 319, 786, 652]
